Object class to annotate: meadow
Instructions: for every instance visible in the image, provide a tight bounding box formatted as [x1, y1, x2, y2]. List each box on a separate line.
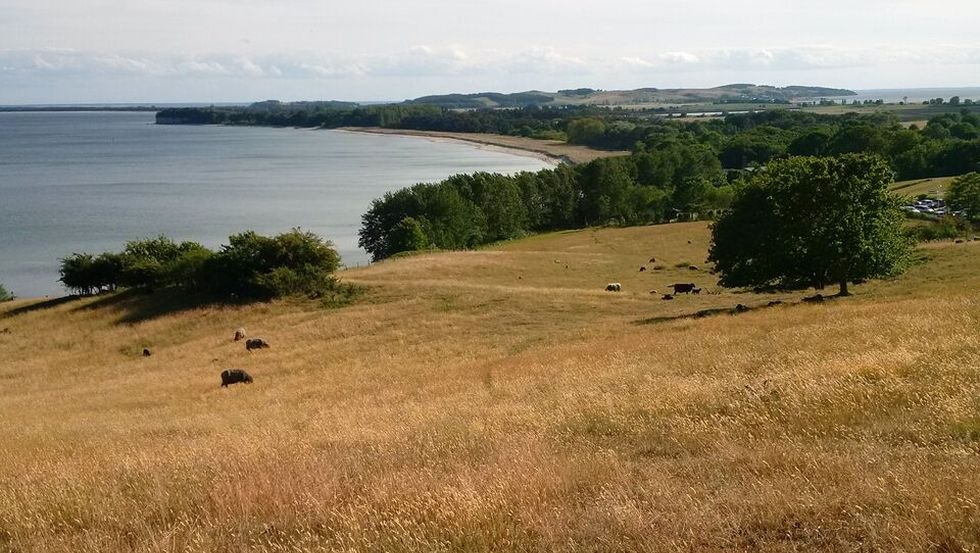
[1, 222, 978, 552]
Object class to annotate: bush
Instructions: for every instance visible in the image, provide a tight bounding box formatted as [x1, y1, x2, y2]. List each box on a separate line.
[208, 229, 341, 299]
[56, 229, 347, 303]
[907, 216, 972, 241]
[0, 283, 12, 302]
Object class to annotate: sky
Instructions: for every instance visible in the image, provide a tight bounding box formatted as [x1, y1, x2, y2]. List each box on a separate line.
[1, 0, 979, 104]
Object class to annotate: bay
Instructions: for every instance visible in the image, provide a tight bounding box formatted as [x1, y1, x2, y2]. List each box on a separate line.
[0, 112, 553, 297]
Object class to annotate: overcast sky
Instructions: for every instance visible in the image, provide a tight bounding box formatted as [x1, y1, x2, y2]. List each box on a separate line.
[1, 0, 978, 104]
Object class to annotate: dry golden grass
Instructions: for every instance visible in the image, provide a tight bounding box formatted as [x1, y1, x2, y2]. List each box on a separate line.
[1, 223, 979, 552]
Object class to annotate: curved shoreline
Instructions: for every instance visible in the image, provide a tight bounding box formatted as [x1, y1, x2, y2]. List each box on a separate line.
[335, 127, 629, 165]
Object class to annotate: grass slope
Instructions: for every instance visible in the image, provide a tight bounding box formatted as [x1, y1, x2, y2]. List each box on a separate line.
[1, 223, 979, 552]
[891, 176, 958, 198]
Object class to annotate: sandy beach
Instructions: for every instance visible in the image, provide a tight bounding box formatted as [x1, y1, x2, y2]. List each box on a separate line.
[337, 127, 630, 165]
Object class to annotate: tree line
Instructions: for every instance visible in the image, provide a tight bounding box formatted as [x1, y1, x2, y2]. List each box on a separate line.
[359, 142, 733, 261]
[58, 229, 355, 303]
[158, 102, 980, 181]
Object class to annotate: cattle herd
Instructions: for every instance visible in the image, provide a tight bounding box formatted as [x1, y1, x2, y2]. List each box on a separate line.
[605, 253, 708, 300]
[602, 252, 836, 315]
[140, 326, 269, 388]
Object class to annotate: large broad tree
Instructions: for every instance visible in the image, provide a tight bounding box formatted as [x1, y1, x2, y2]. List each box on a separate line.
[709, 154, 911, 296]
[947, 172, 980, 223]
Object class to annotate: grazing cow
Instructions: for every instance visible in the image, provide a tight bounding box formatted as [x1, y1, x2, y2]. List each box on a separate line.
[670, 283, 697, 294]
[955, 239, 964, 244]
[605, 283, 622, 292]
[734, 304, 750, 313]
[245, 338, 270, 351]
[662, 294, 674, 300]
[233, 328, 246, 341]
[692, 288, 702, 295]
[802, 293, 824, 303]
[220, 369, 253, 387]
[639, 266, 647, 272]
[142, 348, 151, 357]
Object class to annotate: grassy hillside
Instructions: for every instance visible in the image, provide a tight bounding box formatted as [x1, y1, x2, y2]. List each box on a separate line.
[1, 223, 979, 551]
[407, 85, 856, 109]
[891, 176, 958, 198]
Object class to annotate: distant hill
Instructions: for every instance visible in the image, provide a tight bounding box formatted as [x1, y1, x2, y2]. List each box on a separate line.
[405, 84, 857, 109]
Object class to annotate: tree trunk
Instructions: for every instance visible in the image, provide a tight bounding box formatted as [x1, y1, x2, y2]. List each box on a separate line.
[838, 279, 850, 297]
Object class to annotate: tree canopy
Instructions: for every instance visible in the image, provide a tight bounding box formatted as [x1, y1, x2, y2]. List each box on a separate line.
[946, 172, 980, 223]
[708, 154, 911, 296]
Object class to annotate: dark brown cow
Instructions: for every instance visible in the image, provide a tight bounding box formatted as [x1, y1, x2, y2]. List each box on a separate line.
[670, 283, 697, 294]
[245, 338, 270, 351]
[220, 369, 253, 387]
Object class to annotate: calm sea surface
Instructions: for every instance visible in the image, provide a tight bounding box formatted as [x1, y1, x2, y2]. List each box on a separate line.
[0, 112, 552, 297]
[836, 87, 980, 103]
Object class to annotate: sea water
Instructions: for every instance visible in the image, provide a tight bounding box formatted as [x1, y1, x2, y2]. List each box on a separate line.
[0, 112, 552, 297]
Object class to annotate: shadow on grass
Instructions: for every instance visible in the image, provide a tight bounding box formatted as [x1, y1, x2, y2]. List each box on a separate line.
[2, 295, 82, 318]
[633, 294, 843, 326]
[69, 288, 247, 324]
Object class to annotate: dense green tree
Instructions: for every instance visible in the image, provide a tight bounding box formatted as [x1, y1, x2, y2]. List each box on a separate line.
[566, 118, 608, 145]
[709, 154, 911, 296]
[388, 216, 430, 254]
[947, 172, 980, 223]
[788, 128, 833, 156]
[59, 253, 99, 295]
[0, 283, 13, 302]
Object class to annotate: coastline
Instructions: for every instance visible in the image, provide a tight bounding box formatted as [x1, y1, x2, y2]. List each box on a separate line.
[335, 127, 629, 165]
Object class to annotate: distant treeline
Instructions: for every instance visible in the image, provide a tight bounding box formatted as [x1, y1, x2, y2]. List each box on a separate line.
[359, 142, 731, 261]
[157, 103, 608, 140]
[564, 109, 980, 180]
[158, 102, 980, 179]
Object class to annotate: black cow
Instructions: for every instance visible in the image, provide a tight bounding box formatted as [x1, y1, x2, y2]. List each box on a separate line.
[670, 283, 697, 294]
[221, 369, 253, 387]
[245, 338, 270, 351]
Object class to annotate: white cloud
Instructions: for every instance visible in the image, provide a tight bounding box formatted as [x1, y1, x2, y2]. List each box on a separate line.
[620, 46, 980, 73]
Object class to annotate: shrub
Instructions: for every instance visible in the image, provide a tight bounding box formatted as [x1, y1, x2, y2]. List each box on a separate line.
[209, 229, 341, 299]
[59, 253, 99, 295]
[55, 229, 347, 303]
[0, 283, 12, 302]
[907, 216, 971, 242]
